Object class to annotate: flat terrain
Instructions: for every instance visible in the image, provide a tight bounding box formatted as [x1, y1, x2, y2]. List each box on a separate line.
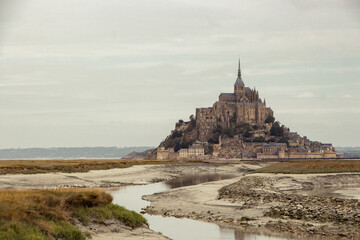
[2, 161, 360, 239]
[255, 159, 360, 174]
[0, 159, 201, 175]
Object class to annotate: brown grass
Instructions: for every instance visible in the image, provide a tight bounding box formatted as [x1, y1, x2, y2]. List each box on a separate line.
[0, 159, 196, 175]
[0, 188, 114, 239]
[0, 188, 112, 223]
[255, 160, 360, 174]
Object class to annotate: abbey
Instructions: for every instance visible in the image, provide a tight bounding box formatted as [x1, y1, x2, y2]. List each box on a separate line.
[196, 60, 273, 141]
[146, 59, 343, 161]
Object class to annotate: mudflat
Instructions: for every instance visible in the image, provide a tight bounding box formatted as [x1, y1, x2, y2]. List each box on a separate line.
[2, 162, 360, 239]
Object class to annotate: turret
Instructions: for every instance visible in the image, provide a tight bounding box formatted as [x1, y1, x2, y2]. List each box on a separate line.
[234, 59, 245, 96]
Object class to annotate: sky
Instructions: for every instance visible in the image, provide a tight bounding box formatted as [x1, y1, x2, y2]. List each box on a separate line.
[0, 0, 359, 148]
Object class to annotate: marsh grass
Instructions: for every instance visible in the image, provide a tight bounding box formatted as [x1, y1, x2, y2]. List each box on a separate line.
[0, 159, 188, 175]
[73, 204, 147, 228]
[0, 188, 146, 240]
[255, 160, 360, 174]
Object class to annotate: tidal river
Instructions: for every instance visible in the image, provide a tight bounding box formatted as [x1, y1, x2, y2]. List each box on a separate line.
[111, 174, 289, 240]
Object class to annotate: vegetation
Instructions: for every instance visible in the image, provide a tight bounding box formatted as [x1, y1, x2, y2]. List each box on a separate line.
[74, 204, 147, 228]
[175, 119, 184, 128]
[0, 188, 147, 240]
[255, 160, 360, 174]
[0, 159, 181, 175]
[253, 136, 266, 142]
[270, 121, 285, 137]
[278, 137, 290, 146]
[265, 115, 275, 124]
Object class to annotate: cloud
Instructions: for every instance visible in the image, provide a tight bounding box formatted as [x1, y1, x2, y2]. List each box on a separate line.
[296, 92, 314, 98]
[342, 94, 353, 98]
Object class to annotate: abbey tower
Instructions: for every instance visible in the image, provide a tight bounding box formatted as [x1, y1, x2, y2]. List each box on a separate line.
[196, 60, 273, 141]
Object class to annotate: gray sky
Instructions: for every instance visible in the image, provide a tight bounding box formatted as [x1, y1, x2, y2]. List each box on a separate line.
[0, 0, 359, 148]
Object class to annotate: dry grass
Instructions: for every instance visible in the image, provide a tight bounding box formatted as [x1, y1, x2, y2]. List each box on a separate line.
[255, 160, 360, 174]
[0, 159, 185, 175]
[0, 188, 147, 239]
[0, 188, 112, 224]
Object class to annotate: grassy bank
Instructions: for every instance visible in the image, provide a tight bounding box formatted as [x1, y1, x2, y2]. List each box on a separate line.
[0, 188, 147, 240]
[0, 159, 183, 175]
[255, 160, 360, 174]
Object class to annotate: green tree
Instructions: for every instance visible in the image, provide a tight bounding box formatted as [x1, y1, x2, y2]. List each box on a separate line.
[270, 121, 284, 137]
[265, 115, 275, 124]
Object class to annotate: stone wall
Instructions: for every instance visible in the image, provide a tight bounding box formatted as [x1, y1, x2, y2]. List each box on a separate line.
[196, 107, 217, 141]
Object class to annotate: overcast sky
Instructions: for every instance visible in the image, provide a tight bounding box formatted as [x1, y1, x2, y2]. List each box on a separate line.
[0, 0, 359, 148]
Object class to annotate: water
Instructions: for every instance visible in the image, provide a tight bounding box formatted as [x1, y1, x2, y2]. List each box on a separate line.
[111, 174, 289, 240]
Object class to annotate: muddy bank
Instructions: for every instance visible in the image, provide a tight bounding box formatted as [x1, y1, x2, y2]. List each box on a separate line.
[75, 219, 169, 240]
[0, 163, 252, 189]
[144, 173, 360, 240]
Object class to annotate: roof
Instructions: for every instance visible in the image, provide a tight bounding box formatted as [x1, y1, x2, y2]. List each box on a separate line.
[235, 76, 245, 86]
[237, 102, 265, 106]
[263, 143, 287, 147]
[219, 93, 235, 97]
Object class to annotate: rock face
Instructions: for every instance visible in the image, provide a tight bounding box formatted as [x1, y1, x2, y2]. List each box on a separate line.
[147, 60, 341, 160]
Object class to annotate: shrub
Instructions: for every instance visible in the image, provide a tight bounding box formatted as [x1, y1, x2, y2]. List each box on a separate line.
[224, 128, 235, 138]
[52, 221, 85, 240]
[0, 221, 48, 240]
[208, 133, 220, 144]
[243, 131, 251, 138]
[175, 120, 184, 128]
[253, 136, 266, 142]
[171, 130, 182, 139]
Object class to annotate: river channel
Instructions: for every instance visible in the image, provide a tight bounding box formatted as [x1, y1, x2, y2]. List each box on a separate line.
[111, 174, 289, 240]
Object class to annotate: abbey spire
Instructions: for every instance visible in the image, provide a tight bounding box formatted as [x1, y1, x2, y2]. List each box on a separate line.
[234, 58, 245, 86]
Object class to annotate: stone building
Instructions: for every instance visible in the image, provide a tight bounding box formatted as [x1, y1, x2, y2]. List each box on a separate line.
[196, 60, 273, 141]
[178, 141, 205, 159]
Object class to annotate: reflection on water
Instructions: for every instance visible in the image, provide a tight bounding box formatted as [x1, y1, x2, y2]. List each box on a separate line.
[111, 175, 290, 240]
[165, 174, 236, 189]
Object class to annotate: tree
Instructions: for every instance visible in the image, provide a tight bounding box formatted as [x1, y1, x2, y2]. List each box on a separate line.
[278, 137, 289, 146]
[265, 115, 275, 124]
[270, 121, 284, 137]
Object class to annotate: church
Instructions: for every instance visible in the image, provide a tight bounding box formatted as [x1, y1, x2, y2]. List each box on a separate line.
[196, 60, 273, 141]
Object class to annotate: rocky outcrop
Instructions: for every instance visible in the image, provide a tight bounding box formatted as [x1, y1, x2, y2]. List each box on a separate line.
[219, 175, 360, 239]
